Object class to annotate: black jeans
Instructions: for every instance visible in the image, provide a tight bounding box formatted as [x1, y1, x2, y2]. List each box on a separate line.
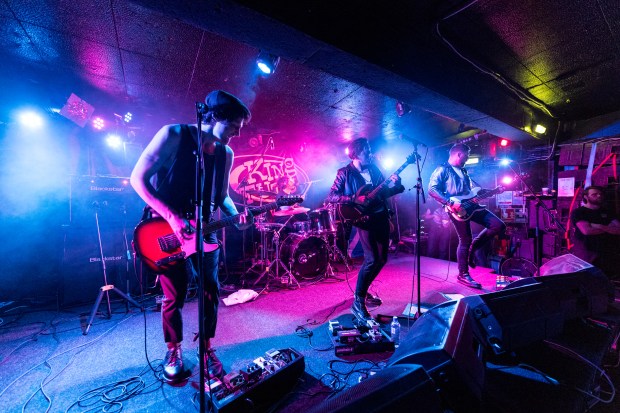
[450, 209, 506, 275]
[355, 217, 391, 299]
[159, 231, 220, 344]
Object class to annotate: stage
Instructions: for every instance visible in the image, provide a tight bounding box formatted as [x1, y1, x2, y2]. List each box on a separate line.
[1, 251, 619, 412]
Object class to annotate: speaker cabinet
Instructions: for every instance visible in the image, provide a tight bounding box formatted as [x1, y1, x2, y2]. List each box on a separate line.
[61, 226, 133, 307]
[307, 364, 441, 413]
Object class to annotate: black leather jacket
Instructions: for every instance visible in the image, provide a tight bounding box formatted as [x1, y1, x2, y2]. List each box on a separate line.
[428, 162, 473, 205]
[326, 163, 404, 206]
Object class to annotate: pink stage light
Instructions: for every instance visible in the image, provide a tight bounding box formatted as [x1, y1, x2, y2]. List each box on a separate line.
[501, 175, 514, 185]
[92, 117, 105, 130]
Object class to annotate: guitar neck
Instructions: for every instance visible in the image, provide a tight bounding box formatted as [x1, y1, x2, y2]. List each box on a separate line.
[202, 202, 278, 233]
[367, 160, 410, 199]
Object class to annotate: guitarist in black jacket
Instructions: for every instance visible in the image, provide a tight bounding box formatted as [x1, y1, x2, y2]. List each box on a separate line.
[327, 138, 405, 323]
[428, 143, 506, 289]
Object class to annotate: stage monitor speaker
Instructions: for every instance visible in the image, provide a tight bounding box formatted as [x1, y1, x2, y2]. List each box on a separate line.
[307, 364, 441, 413]
[389, 266, 612, 410]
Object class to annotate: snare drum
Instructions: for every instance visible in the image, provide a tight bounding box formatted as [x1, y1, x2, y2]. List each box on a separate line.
[280, 234, 329, 279]
[309, 207, 337, 234]
[292, 220, 311, 234]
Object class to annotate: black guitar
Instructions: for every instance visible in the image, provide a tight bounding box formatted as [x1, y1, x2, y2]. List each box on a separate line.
[338, 152, 417, 229]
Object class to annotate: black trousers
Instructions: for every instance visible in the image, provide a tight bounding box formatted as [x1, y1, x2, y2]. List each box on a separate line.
[159, 231, 220, 344]
[450, 209, 506, 275]
[355, 216, 391, 298]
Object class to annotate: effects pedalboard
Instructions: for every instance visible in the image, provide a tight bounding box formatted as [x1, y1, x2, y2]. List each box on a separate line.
[204, 348, 305, 413]
[329, 319, 395, 356]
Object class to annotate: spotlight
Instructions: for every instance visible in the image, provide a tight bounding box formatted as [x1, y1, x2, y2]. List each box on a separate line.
[124, 112, 133, 123]
[465, 157, 479, 165]
[106, 134, 123, 149]
[93, 117, 105, 130]
[501, 175, 514, 185]
[499, 158, 512, 166]
[17, 110, 44, 129]
[256, 51, 280, 75]
[382, 158, 395, 169]
[499, 138, 510, 147]
[345, 147, 350, 156]
[534, 124, 547, 134]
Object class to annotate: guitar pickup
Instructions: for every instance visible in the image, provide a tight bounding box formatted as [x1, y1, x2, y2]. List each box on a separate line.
[155, 252, 186, 266]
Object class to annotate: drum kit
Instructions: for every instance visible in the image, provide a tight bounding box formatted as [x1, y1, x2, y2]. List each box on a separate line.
[245, 203, 349, 287]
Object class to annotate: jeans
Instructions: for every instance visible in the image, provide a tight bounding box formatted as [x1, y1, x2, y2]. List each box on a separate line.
[159, 231, 220, 344]
[450, 209, 506, 274]
[355, 217, 391, 298]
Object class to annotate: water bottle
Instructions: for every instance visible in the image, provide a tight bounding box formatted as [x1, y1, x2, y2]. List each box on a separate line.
[390, 316, 401, 348]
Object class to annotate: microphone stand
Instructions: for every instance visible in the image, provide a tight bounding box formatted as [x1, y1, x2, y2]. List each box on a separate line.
[507, 162, 565, 275]
[407, 145, 425, 319]
[195, 104, 208, 413]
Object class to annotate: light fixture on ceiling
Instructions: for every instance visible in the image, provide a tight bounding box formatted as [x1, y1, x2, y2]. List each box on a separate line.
[256, 51, 280, 75]
[534, 124, 547, 134]
[396, 101, 411, 117]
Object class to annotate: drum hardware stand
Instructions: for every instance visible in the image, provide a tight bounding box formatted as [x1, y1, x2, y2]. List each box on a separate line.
[507, 162, 565, 275]
[253, 222, 298, 288]
[84, 205, 143, 336]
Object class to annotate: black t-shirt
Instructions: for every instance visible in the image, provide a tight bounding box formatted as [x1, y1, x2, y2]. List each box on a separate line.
[570, 206, 617, 252]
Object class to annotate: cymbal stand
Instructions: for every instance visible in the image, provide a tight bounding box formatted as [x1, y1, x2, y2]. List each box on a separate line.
[242, 200, 269, 283]
[84, 206, 143, 335]
[253, 216, 298, 288]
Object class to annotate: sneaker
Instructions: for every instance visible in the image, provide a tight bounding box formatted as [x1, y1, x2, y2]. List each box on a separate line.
[162, 345, 184, 383]
[457, 273, 482, 289]
[205, 348, 226, 380]
[365, 292, 383, 306]
[351, 297, 373, 323]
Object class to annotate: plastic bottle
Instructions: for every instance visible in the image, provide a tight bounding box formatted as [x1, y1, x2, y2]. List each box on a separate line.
[390, 316, 401, 348]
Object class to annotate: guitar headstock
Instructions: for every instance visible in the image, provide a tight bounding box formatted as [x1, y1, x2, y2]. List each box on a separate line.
[405, 151, 421, 164]
[277, 195, 304, 206]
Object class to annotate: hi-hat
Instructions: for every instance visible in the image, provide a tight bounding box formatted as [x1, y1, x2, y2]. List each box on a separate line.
[245, 189, 277, 197]
[273, 206, 310, 216]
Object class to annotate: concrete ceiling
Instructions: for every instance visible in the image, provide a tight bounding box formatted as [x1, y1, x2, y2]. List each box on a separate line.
[1, 0, 619, 150]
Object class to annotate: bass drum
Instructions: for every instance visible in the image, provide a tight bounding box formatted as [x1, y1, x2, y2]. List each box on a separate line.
[280, 234, 329, 279]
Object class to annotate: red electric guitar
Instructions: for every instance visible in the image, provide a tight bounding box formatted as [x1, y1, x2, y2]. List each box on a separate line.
[133, 195, 302, 272]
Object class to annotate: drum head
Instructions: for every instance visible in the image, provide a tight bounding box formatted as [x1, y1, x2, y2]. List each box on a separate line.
[280, 234, 328, 279]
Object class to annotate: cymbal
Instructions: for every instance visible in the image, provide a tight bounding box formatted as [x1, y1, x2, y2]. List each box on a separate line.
[245, 189, 277, 197]
[255, 222, 284, 232]
[273, 206, 310, 216]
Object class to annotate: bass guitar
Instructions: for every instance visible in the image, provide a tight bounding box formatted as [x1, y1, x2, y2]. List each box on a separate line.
[339, 152, 417, 229]
[133, 195, 303, 272]
[444, 186, 504, 221]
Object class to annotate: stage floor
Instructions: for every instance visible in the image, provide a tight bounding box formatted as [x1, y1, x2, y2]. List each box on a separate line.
[1, 252, 618, 412]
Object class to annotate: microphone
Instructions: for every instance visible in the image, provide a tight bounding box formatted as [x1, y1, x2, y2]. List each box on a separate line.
[196, 102, 209, 115]
[399, 134, 427, 147]
[269, 137, 275, 150]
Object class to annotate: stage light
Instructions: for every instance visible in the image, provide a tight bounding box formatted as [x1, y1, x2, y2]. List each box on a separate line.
[106, 134, 123, 149]
[534, 124, 547, 134]
[499, 158, 512, 166]
[256, 51, 280, 75]
[17, 110, 44, 129]
[501, 175, 514, 185]
[465, 157, 480, 165]
[93, 117, 105, 130]
[382, 157, 395, 169]
[499, 138, 510, 147]
[345, 147, 350, 156]
[124, 112, 132, 123]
